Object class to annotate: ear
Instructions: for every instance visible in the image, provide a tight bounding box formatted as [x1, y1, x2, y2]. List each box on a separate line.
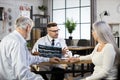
[26, 25, 31, 32]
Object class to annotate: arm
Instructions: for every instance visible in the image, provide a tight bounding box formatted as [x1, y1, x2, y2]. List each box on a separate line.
[32, 39, 40, 53]
[68, 53, 93, 63]
[80, 45, 98, 60]
[72, 50, 95, 61]
[60, 39, 72, 57]
[68, 47, 96, 63]
[86, 44, 116, 80]
[79, 53, 93, 60]
[11, 42, 45, 80]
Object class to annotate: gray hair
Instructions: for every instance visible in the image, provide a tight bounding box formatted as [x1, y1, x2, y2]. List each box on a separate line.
[15, 16, 34, 29]
[93, 21, 120, 64]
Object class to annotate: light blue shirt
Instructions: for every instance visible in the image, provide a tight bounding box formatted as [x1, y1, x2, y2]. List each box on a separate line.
[0, 30, 49, 80]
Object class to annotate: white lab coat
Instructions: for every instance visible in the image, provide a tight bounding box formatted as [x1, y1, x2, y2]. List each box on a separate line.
[32, 34, 72, 58]
[0, 30, 49, 80]
[32, 35, 72, 79]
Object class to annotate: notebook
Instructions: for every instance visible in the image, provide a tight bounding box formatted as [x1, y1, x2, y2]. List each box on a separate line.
[38, 44, 62, 58]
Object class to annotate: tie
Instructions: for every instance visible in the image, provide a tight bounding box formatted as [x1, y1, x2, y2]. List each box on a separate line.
[51, 39, 55, 46]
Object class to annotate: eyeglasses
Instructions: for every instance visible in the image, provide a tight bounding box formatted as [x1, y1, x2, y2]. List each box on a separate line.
[49, 29, 60, 32]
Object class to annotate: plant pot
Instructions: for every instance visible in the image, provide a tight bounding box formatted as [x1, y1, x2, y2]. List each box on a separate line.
[69, 36, 72, 40]
[39, 10, 44, 15]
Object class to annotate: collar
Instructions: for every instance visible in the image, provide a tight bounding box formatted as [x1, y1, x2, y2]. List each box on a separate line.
[47, 34, 54, 42]
[14, 30, 26, 44]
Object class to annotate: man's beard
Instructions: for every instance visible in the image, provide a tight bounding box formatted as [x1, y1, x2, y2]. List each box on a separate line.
[26, 32, 30, 40]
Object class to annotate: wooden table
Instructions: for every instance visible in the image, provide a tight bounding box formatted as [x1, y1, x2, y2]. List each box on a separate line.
[68, 46, 94, 51]
[32, 46, 94, 76]
[38, 60, 92, 65]
[68, 46, 94, 55]
[32, 60, 92, 74]
[67, 46, 94, 76]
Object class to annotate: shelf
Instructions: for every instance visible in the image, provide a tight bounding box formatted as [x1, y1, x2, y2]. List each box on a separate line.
[109, 23, 120, 25]
[33, 14, 50, 18]
[30, 14, 50, 47]
[109, 23, 120, 48]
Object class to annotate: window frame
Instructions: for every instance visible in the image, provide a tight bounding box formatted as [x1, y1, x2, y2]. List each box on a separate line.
[51, 0, 96, 41]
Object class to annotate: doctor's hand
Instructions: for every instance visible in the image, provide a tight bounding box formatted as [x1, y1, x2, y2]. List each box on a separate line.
[62, 47, 69, 55]
[49, 57, 61, 63]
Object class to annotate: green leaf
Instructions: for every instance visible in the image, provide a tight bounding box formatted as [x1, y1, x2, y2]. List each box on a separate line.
[38, 5, 47, 11]
[64, 18, 76, 35]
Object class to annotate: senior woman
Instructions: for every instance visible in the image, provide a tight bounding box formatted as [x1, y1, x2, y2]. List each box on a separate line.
[68, 21, 120, 80]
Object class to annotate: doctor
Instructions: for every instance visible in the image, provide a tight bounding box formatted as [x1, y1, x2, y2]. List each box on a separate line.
[0, 16, 60, 80]
[32, 22, 72, 80]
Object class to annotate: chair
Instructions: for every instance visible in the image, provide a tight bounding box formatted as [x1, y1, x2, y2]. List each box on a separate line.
[77, 39, 90, 46]
[76, 39, 90, 56]
[73, 39, 94, 77]
[65, 39, 73, 46]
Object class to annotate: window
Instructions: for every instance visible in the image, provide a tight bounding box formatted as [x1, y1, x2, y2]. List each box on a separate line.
[52, 0, 91, 39]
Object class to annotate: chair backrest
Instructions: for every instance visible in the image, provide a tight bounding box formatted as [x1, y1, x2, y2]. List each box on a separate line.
[77, 39, 90, 46]
[65, 39, 73, 46]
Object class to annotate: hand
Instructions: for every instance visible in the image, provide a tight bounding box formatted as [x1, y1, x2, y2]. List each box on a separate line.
[32, 48, 39, 55]
[62, 47, 69, 55]
[32, 51, 39, 55]
[49, 57, 61, 63]
[67, 57, 80, 63]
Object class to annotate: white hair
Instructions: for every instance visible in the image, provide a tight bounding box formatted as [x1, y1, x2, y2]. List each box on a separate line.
[93, 21, 120, 64]
[15, 16, 33, 29]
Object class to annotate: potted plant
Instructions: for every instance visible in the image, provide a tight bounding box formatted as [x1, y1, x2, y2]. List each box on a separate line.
[38, 5, 47, 15]
[64, 18, 76, 39]
[27, 40, 32, 51]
